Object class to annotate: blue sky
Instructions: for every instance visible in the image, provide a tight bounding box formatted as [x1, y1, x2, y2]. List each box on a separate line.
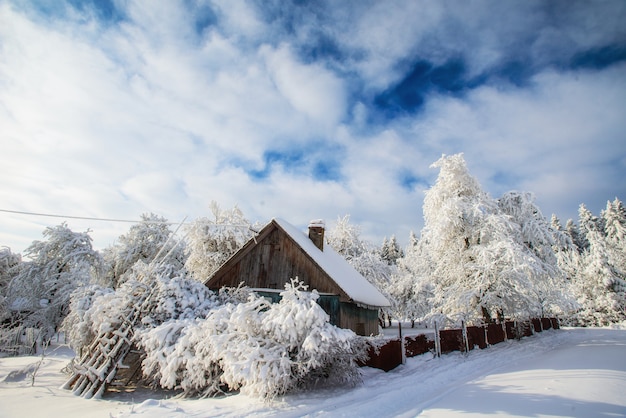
[1, 0, 625, 252]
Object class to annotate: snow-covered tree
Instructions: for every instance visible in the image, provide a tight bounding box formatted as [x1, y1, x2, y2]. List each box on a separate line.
[497, 191, 575, 317]
[381, 235, 404, 265]
[61, 284, 115, 356]
[579, 204, 605, 239]
[572, 232, 626, 325]
[565, 203, 626, 325]
[0, 247, 21, 322]
[421, 154, 550, 324]
[0, 247, 20, 294]
[564, 218, 587, 252]
[184, 202, 255, 282]
[326, 215, 369, 262]
[63, 261, 218, 356]
[602, 198, 626, 278]
[5, 223, 101, 335]
[390, 234, 434, 326]
[102, 213, 185, 288]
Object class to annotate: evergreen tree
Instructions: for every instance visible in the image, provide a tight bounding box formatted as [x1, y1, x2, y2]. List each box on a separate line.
[602, 198, 626, 278]
[565, 218, 587, 252]
[567, 202, 626, 325]
[573, 228, 626, 325]
[381, 235, 404, 265]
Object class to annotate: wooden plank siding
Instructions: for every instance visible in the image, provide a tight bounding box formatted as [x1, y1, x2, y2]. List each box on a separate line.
[205, 220, 382, 336]
[207, 224, 351, 301]
[339, 302, 380, 336]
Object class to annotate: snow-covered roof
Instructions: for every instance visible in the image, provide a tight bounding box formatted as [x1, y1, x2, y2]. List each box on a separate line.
[273, 218, 390, 308]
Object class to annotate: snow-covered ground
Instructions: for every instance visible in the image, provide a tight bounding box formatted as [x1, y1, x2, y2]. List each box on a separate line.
[1, 326, 625, 418]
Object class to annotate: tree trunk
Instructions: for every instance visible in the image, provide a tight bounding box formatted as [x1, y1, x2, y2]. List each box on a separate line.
[482, 306, 492, 323]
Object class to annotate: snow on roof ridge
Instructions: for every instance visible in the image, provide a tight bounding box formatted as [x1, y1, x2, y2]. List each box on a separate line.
[272, 218, 390, 308]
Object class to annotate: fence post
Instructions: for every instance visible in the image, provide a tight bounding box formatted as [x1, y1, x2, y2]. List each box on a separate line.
[462, 320, 470, 354]
[484, 324, 489, 346]
[434, 322, 441, 358]
[399, 321, 406, 364]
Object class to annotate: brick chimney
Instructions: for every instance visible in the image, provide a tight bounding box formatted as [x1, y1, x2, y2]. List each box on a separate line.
[308, 219, 325, 251]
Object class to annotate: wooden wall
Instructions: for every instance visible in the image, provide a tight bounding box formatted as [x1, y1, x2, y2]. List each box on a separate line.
[207, 223, 381, 336]
[339, 302, 379, 336]
[208, 226, 350, 300]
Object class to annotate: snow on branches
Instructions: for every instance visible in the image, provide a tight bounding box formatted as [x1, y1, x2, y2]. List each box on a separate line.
[136, 279, 364, 399]
[416, 154, 576, 325]
[560, 201, 626, 326]
[6, 223, 101, 335]
[184, 202, 256, 282]
[63, 267, 364, 400]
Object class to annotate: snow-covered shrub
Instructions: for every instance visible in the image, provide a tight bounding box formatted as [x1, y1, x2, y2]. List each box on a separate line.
[261, 281, 364, 389]
[136, 280, 365, 399]
[62, 261, 216, 356]
[62, 284, 115, 355]
[139, 271, 220, 327]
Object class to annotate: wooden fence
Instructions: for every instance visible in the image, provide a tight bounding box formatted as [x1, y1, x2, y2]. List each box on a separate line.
[362, 318, 559, 371]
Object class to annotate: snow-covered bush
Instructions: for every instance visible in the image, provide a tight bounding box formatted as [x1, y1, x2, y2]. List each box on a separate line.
[136, 280, 365, 399]
[63, 261, 217, 356]
[62, 284, 116, 356]
[260, 280, 364, 390]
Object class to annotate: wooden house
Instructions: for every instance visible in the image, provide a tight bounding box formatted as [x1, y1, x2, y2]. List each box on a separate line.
[204, 218, 390, 336]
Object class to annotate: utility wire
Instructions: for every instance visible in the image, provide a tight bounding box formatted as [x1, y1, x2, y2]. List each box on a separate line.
[0, 208, 169, 224]
[0, 208, 256, 230]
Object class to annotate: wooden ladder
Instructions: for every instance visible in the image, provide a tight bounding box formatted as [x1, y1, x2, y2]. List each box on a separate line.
[63, 218, 188, 398]
[62, 292, 146, 399]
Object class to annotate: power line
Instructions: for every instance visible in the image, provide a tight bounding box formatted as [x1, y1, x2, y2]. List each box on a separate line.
[0, 208, 257, 230]
[0, 208, 170, 224]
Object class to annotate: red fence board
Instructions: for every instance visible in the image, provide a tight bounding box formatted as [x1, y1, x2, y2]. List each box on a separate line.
[362, 339, 402, 372]
[486, 323, 505, 345]
[405, 334, 434, 357]
[466, 326, 487, 350]
[363, 318, 558, 372]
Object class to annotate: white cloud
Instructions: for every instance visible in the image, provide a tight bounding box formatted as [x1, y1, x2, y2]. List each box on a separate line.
[406, 64, 626, 222]
[0, 1, 624, 254]
[262, 44, 347, 131]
